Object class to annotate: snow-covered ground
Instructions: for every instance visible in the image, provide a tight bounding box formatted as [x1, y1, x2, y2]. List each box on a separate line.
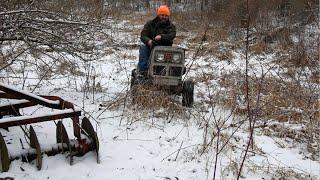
[0, 19, 319, 180]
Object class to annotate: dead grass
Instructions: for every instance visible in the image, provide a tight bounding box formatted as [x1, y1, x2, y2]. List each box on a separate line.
[272, 168, 316, 180]
[100, 84, 188, 120]
[124, 12, 152, 26]
[250, 42, 269, 55]
[263, 122, 319, 160]
[216, 69, 319, 123]
[215, 70, 319, 160]
[131, 85, 187, 116]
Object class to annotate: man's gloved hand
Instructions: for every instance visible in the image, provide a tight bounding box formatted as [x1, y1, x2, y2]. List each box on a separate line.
[154, 35, 161, 41]
[148, 38, 159, 47]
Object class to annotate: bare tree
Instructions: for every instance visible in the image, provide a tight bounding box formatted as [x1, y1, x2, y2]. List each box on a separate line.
[0, 0, 108, 75]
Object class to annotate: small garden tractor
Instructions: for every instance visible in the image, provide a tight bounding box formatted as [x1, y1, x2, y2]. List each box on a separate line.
[130, 46, 194, 107]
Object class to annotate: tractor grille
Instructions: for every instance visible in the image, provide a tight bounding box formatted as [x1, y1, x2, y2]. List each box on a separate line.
[153, 65, 182, 77]
[153, 65, 166, 76]
[169, 67, 182, 77]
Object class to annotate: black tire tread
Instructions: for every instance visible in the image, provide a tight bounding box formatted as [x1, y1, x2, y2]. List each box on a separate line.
[182, 80, 194, 107]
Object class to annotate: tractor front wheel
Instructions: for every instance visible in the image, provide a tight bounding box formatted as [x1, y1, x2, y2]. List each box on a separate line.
[130, 69, 137, 89]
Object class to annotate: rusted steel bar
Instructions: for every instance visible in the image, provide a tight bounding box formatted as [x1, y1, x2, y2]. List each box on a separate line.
[0, 93, 76, 111]
[0, 109, 81, 128]
[0, 84, 61, 109]
[0, 100, 36, 116]
[0, 101, 81, 140]
[0, 84, 81, 139]
[0, 92, 20, 99]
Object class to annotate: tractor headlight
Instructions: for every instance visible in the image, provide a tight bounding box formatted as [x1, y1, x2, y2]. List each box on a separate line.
[172, 53, 182, 63]
[156, 53, 165, 62]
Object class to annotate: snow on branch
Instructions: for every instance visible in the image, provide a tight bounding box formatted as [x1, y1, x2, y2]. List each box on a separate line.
[0, 9, 55, 16]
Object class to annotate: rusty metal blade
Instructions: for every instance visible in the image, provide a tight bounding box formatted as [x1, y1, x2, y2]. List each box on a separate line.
[81, 117, 100, 163]
[56, 121, 73, 165]
[30, 126, 42, 170]
[56, 121, 69, 146]
[0, 132, 10, 172]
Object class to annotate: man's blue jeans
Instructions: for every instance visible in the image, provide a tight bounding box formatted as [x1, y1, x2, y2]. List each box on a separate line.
[138, 45, 151, 72]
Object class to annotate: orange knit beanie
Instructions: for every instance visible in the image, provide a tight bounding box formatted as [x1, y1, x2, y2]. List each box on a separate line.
[157, 5, 170, 16]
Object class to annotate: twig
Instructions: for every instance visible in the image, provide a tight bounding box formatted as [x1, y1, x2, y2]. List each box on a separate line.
[174, 141, 184, 161]
[19, 138, 25, 150]
[161, 144, 200, 162]
[212, 127, 220, 180]
[237, 0, 252, 178]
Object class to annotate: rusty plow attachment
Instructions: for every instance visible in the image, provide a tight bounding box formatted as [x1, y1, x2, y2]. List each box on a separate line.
[0, 83, 99, 172]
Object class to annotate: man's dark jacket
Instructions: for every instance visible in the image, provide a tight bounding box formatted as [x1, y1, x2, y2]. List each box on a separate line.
[140, 17, 176, 46]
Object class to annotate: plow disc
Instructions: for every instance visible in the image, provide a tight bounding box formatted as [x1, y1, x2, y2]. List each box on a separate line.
[0, 83, 99, 172]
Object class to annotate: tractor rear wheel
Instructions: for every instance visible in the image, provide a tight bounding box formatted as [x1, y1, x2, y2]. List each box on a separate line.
[182, 80, 194, 107]
[130, 69, 138, 103]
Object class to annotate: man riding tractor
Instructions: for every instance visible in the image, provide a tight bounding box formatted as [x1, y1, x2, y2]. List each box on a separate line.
[131, 5, 194, 107]
[137, 5, 176, 76]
